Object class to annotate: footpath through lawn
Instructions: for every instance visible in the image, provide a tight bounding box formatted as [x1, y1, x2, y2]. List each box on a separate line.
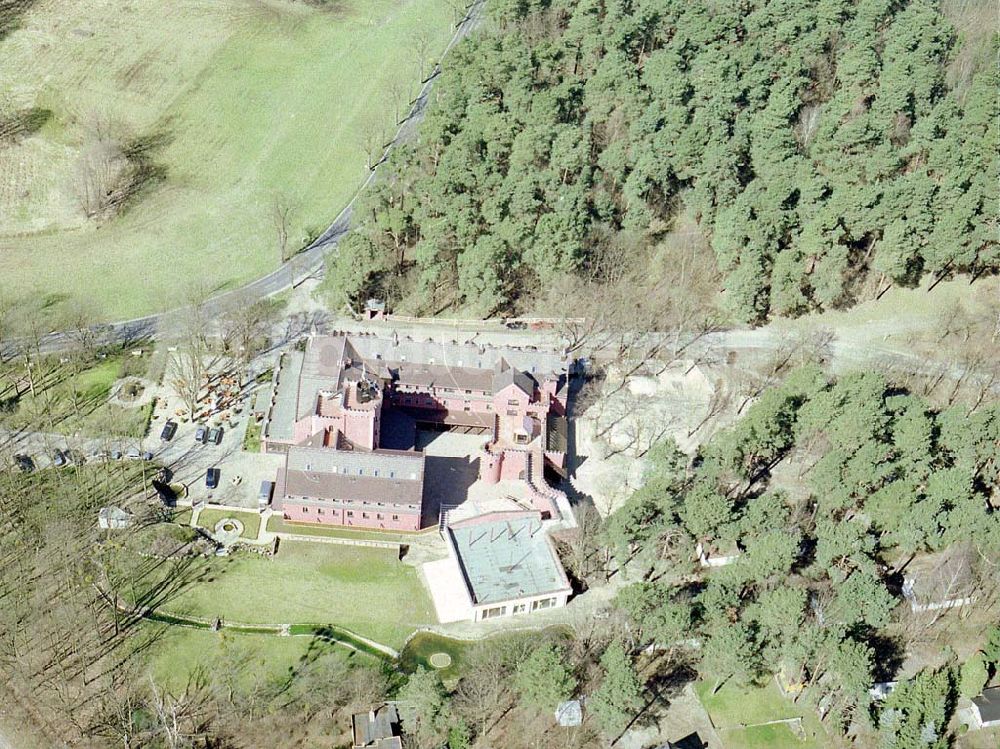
[147, 625, 379, 693]
[148, 540, 434, 649]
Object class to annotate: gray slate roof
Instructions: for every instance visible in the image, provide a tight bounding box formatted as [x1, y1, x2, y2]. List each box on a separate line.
[345, 334, 567, 380]
[493, 358, 535, 396]
[283, 446, 424, 506]
[974, 687, 1000, 724]
[265, 351, 304, 441]
[352, 704, 400, 747]
[98, 506, 132, 529]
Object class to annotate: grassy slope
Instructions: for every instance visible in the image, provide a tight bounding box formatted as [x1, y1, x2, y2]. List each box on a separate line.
[0, 0, 452, 319]
[153, 540, 434, 648]
[0, 353, 153, 437]
[146, 624, 377, 692]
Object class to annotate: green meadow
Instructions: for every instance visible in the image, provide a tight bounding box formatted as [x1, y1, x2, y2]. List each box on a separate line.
[0, 0, 452, 318]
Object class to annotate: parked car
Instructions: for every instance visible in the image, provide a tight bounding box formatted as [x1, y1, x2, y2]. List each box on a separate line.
[126, 447, 141, 460]
[141, 450, 154, 461]
[205, 467, 220, 489]
[90, 450, 110, 463]
[14, 454, 34, 473]
[160, 421, 178, 442]
[52, 450, 68, 467]
[194, 425, 208, 444]
[111, 449, 123, 460]
[207, 427, 223, 445]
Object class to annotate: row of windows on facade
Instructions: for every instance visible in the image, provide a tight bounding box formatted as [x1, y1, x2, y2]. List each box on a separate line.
[396, 397, 524, 414]
[395, 383, 488, 396]
[397, 395, 491, 411]
[288, 496, 418, 510]
[396, 385, 521, 406]
[313, 466, 417, 480]
[377, 354, 539, 376]
[301, 507, 400, 520]
[480, 596, 558, 619]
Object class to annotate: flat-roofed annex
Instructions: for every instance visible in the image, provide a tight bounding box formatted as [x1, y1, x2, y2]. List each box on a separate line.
[448, 517, 571, 605]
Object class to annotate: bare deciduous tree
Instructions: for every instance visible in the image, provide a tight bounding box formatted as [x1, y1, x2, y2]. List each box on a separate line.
[61, 298, 101, 359]
[411, 31, 431, 82]
[218, 293, 279, 384]
[388, 77, 410, 125]
[272, 193, 296, 264]
[360, 118, 389, 172]
[73, 113, 133, 220]
[163, 290, 219, 417]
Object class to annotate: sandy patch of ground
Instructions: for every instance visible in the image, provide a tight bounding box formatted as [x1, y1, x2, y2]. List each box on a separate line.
[572, 360, 735, 517]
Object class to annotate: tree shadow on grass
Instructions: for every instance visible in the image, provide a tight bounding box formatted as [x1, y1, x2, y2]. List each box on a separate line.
[0, 0, 41, 42]
[0, 106, 52, 144]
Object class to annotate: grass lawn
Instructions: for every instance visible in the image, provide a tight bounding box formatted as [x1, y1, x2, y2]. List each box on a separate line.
[196, 508, 261, 540]
[266, 516, 432, 543]
[695, 680, 828, 748]
[957, 727, 1000, 748]
[145, 624, 376, 693]
[152, 540, 434, 648]
[242, 419, 262, 453]
[0, 0, 454, 320]
[0, 353, 152, 437]
[399, 632, 471, 682]
[695, 681, 802, 728]
[719, 723, 823, 749]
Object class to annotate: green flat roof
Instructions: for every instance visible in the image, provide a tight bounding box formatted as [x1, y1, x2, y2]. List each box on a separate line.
[449, 518, 570, 605]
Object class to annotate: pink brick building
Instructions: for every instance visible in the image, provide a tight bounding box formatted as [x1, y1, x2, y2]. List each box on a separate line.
[262, 333, 570, 531]
[276, 446, 424, 531]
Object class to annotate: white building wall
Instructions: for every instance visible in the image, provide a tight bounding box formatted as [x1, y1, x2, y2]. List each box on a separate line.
[472, 590, 570, 622]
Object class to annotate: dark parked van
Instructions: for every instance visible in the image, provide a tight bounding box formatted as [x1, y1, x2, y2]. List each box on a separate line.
[205, 467, 220, 489]
[258, 480, 274, 509]
[160, 421, 177, 441]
